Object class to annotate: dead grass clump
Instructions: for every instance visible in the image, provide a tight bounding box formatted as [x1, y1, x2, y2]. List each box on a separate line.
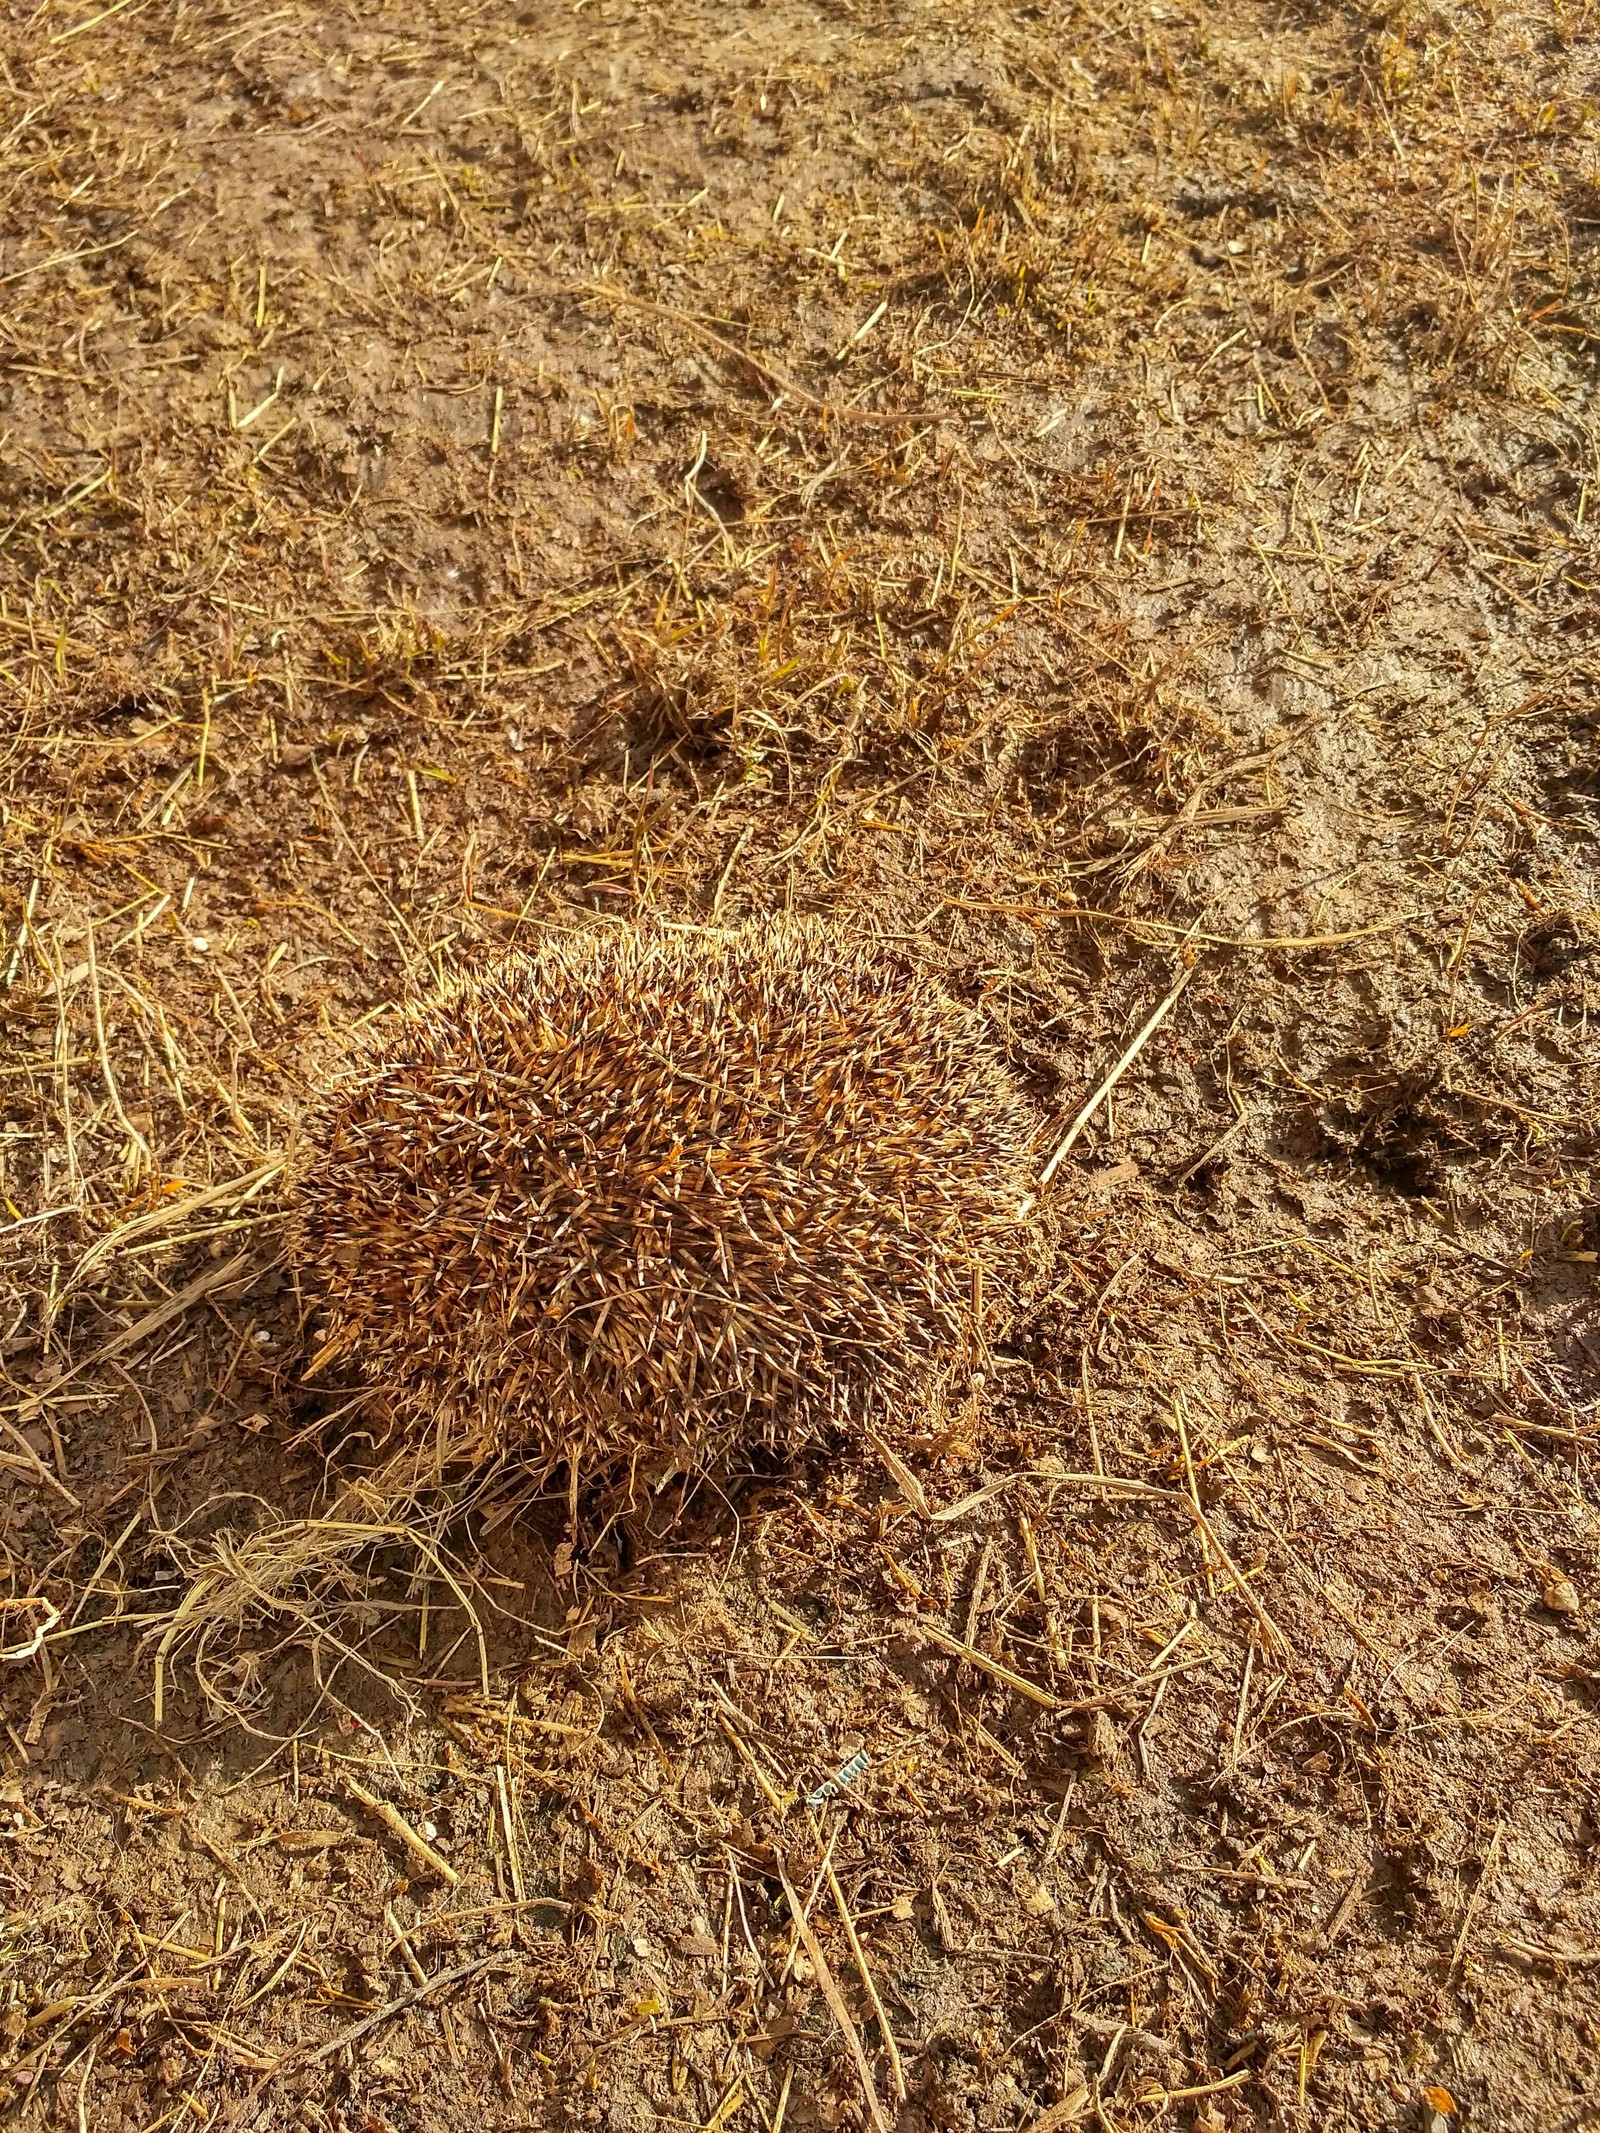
[289, 917, 1043, 1488]
[600, 541, 1021, 792]
[143, 1500, 499, 1732]
[313, 610, 454, 715]
[610, 607, 751, 766]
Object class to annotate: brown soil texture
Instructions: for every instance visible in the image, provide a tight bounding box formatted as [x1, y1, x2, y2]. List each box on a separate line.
[1, 1, 1599, 2130]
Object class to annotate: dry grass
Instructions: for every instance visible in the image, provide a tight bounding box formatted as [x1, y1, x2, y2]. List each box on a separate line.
[0, 0, 1598, 2127]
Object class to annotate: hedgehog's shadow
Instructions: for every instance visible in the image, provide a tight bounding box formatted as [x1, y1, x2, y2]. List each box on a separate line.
[140, 1396, 863, 1749]
[465, 1437, 807, 1639]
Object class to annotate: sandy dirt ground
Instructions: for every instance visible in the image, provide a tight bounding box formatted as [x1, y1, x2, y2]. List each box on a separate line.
[1, 0, 1598, 2128]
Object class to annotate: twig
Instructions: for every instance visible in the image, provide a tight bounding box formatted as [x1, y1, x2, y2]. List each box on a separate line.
[345, 1778, 460, 1885]
[1168, 1103, 1250, 1189]
[964, 1537, 994, 1647]
[718, 1714, 794, 1817]
[931, 1465, 1177, 1524]
[918, 1622, 1066, 1711]
[384, 1904, 428, 1987]
[85, 922, 151, 1178]
[0, 1417, 79, 1506]
[1173, 1395, 1216, 1601]
[944, 898, 1421, 950]
[823, 1857, 906, 2102]
[70, 1161, 283, 1288]
[35, 1251, 254, 1402]
[1039, 964, 1195, 1186]
[1173, 1400, 1289, 1658]
[0, 1205, 79, 1242]
[1450, 1820, 1504, 1978]
[494, 1763, 526, 1902]
[264, 1954, 502, 2076]
[1321, 1870, 1370, 1946]
[777, 1860, 891, 2133]
[710, 825, 751, 921]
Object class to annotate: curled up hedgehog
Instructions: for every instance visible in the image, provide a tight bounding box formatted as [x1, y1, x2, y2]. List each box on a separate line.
[289, 918, 1044, 1491]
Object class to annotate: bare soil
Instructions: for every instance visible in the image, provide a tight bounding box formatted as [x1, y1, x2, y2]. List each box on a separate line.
[1, 1, 1598, 2129]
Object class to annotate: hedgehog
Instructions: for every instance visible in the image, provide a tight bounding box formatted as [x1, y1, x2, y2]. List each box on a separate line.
[288, 918, 1043, 1487]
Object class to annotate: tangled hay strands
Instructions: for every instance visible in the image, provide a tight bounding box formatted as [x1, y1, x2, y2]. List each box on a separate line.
[147, 1502, 494, 1730]
[290, 917, 1045, 1489]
